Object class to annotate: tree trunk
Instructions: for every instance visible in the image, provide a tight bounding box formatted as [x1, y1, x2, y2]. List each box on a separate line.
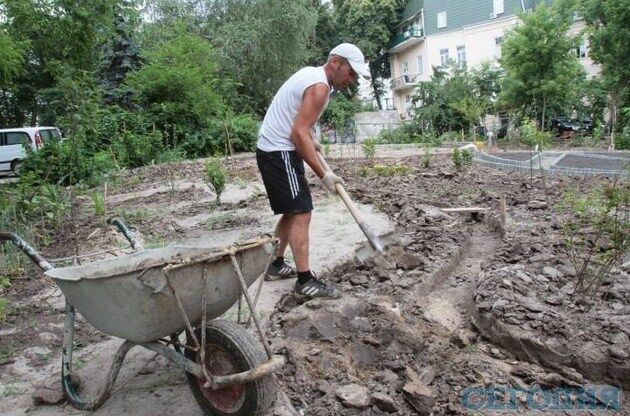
[609, 94, 618, 151]
[541, 94, 546, 131]
[371, 77, 382, 110]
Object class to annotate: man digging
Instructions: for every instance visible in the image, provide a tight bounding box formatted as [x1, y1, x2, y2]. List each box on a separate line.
[256, 43, 371, 299]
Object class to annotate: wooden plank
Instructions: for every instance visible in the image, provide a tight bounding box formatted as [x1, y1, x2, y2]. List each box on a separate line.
[440, 207, 489, 214]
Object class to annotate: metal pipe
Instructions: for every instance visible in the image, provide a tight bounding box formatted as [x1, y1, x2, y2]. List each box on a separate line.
[0, 232, 53, 271]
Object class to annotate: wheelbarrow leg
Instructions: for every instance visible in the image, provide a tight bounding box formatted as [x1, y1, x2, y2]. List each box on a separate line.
[61, 300, 136, 411]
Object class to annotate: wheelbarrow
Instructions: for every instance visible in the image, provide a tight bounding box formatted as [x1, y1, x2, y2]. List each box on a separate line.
[0, 220, 285, 415]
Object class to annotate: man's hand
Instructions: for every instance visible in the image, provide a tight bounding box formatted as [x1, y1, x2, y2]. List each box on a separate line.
[313, 140, 323, 152]
[321, 171, 344, 192]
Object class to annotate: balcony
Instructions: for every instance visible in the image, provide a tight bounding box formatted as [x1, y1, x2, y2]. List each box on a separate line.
[391, 74, 420, 91]
[388, 28, 424, 53]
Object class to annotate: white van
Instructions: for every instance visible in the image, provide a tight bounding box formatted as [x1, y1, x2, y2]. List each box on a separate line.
[0, 127, 62, 175]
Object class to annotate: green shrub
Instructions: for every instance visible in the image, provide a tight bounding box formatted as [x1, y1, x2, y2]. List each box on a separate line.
[359, 164, 411, 177]
[520, 118, 552, 149]
[204, 158, 228, 204]
[615, 127, 630, 150]
[112, 130, 165, 168]
[421, 145, 433, 168]
[361, 138, 377, 161]
[452, 148, 473, 170]
[439, 131, 461, 143]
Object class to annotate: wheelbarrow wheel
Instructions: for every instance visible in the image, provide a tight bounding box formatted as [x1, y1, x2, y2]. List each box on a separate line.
[185, 320, 276, 416]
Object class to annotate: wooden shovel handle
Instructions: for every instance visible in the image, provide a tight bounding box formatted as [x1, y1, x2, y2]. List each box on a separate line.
[316, 152, 385, 253]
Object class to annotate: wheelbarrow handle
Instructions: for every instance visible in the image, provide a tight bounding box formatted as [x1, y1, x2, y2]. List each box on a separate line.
[0, 231, 53, 271]
[107, 217, 144, 251]
[315, 152, 385, 254]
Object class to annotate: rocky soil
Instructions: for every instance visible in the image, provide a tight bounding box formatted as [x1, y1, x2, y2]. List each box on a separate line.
[1, 150, 628, 415]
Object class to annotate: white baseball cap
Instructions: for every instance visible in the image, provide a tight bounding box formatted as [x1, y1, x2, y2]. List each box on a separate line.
[329, 43, 371, 79]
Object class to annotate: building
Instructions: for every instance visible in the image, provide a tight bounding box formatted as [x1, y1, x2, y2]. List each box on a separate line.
[388, 0, 598, 118]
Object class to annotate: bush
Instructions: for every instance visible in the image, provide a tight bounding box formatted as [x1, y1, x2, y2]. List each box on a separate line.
[438, 131, 462, 143]
[615, 127, 630, 150]
[520, 118, 552, 149]
[112, 130, 165, 168]
[361, 138, 376, 161]
[452, 148, 473, 170]
[204, 158, 228, 204]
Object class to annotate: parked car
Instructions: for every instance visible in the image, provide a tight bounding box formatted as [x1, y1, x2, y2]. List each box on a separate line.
[549, 117, 579, 134]
[0, 127, 62, 175]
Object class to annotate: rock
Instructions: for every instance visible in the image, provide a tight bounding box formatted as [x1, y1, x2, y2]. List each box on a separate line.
[522, 298, 546, 313]
[535, 275, 549, 283]
[480, 260, 491, 270]
[403, 368, 436, 415]
[609, 346, 629, 360]
[450, 329, 477, 348]
[350, 275, 369, 286]
[372, 392, 398, 413]
[33, 378, 65, 405]
[38, 332, 59, 344]
[336, 384, 370, 409]
[542, 266, 562, 279]
[529, 253, 554, 263]
[528, 200, 548, 210]
[363, 335, 381, 347]
[396, 252, 425, 270]
[515, 270, 532, 283]
[394, 277, 416, 288]
[611, 332, 629, 346]
[545, 295, 563, 306]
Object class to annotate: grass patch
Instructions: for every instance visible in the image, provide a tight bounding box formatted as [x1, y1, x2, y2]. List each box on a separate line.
[359, 163, 411, 177]
[205, 212, 234, 229]
[0, 297, 13, 322]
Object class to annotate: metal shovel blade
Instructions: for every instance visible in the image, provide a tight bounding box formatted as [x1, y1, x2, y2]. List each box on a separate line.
[354, 231, 403, 269]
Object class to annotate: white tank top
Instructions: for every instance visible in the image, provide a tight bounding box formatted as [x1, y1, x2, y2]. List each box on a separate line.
[257, 66, 330, 152]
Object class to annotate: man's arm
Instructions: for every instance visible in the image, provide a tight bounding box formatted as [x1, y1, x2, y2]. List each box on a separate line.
[290, 83, 329, 179]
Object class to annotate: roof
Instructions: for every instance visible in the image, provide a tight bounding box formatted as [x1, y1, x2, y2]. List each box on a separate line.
[401, 0, 424, 24]
[0, 127, 59, 133]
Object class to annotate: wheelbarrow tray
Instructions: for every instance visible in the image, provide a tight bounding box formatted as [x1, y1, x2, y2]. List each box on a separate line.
[45, 241, 273, 343]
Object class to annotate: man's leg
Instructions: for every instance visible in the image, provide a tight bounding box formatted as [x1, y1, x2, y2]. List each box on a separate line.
[287, 212, 311, 272]
[291, 211, 340, 299]
[274, 214, 291, 258]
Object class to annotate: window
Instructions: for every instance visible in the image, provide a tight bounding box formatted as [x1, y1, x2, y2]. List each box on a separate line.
[494, 37, 503, 58]
[39, 130, 51, 140]
[402, 61, 410, 82]
[439, 48, 449, 66]
[493, 0, 504, 15]
[456, 46, 466, 65]
[416, 55, 424, 74]
[577, 39, 587, 58]
[437, 11, 447, 28]
[6, 132, 29, 146]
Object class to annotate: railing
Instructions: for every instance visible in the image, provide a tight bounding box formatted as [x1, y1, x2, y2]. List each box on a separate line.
[389, 28, 424, 50]
[391, 74, 420, 90]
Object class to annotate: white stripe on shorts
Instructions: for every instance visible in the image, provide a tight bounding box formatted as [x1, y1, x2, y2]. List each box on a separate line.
[281, 151, 300, 199]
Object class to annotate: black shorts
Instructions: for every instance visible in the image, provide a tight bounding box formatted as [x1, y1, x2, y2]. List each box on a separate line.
[256, 149, 313, 215]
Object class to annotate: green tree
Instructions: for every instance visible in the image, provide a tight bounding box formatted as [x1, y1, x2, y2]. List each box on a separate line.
[125, 27, 227, 147]
[1, 0, 117, 125]
[206, 0, 318, 115]
[0, 31, 25, 85]
[499, 4, 584, 129]
[100, 0, 142, 108]
[332, 0, 406, 109]
[580, 0, 630, 149]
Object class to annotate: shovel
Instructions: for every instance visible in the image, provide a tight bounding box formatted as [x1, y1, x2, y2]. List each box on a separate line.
[316, 150, 398, 267]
